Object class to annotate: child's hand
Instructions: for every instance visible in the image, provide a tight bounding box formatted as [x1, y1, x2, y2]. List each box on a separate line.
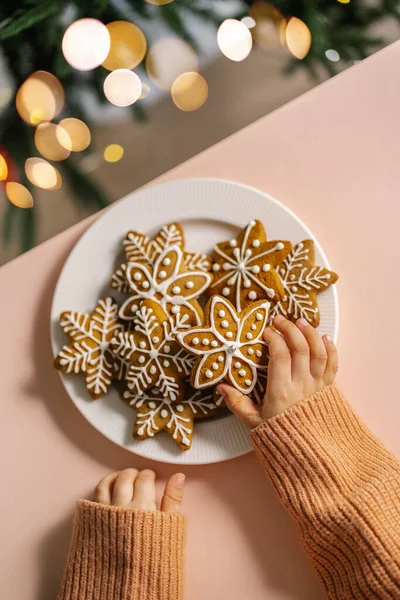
[218, 315, 338, 428]
[94, 469, 185, 513]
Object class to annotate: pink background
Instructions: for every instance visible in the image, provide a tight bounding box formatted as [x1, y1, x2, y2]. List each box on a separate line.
[1, 42, 400, 600]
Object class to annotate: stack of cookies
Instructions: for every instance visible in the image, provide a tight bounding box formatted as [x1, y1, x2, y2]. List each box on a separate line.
[54, 220, 338, 450]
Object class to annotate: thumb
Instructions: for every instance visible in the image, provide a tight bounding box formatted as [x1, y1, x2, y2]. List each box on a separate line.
[217, 384, 262, 429]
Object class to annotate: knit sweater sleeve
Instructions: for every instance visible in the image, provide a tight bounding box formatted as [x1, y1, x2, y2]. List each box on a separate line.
[251, 384, 400, 599]
[58, 500, 187, 600]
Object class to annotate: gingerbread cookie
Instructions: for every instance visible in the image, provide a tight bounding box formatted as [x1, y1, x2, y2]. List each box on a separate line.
[118, 244, 212, 325]
[111, 299, 194, 402]
[269, 240, 338, 327]
[121, 385, 218, 450]
[177, 295, 269, 394]
[214, 365, 268, 406]
[208, 220, 291, 311]
[54, 297, 123, 399]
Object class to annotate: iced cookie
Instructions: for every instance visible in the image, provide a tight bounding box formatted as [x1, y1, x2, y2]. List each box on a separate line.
[214, 368, 268, 406]
[177, 295, 269, 394]
[121, 386, 218, 450]
[118, 244, 212, 325]
[54, 297, 123, 399]
[269, 240, 338, 327]
[111, 299, 194, 402]
[208, 220, 291, 311]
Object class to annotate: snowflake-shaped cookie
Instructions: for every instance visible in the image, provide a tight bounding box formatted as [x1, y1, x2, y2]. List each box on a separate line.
[269, 240, 338, 327]
[121, 386, 218, 450]
[214, 369, 267, 407]
[118, 244, 212, 325]
[111, 222, 212, 293]
[54, 297, 123, 399]
[177, 295, 269, 394]
[111, 299, 195, 402]
[208, 220, 291, 311]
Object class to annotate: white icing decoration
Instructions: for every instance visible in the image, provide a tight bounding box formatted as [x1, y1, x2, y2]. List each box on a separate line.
[138, 356, 145, 364]
[235, 361, 241, 368]
[158, 270, 167, 279]
[256, 350, 262, 357]
[245, 379, 252, 386]
[276, 242, 284, 250]
[252, 240, 260, 248]
[212, 264, 221, 271]
[252, 266, 260, 273]
[139, 341, 146, 349]
[238, 369, 246, 376]
[152, 336, 159, 344]
[256, 313, 263, 321]
[171, 306, 180, 314]
[148, 401, 156, 409]
[226, 331, 233, 339]
[217, 356, 224, 362]
[222, 287, 230, 296]
[134, 272, 142, 281]
[192, 337, 199, 345]
[163, 359, 170, 367]
[223, 262, 231, 270]
[172, 286, 181, 294]
[246, 332, 252, 340]
[218, 310, 226, 317]
[229, 239, 237, 247]
[248, 291, 257, 300]
[150, 365, 157, 374]
[248, 348, 254, 355]
[161, 409, 168, 418]
[205, 370, 213, 378]
[162, 258, 171, 266]
[212, 362, 219, 370]
[176, 404, 184, 412]
[211, 340, 219, 347]
[185, 281, 194, 289]
[251, 324, 257, 331]
[262, 264, 271, 272]
[221, 320, 229, 328]
[292, 286, 298, 292]
[142, 281, 150, 289]
[164, 345, 170, 353]
[202, 338, 210, 346]
[243, 280, 251, 288]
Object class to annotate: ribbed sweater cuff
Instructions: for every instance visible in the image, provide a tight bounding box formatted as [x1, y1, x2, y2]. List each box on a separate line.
[58, 500, 187, 600]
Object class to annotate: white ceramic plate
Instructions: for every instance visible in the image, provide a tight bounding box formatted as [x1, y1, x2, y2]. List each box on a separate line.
[51, 178, 339, 465]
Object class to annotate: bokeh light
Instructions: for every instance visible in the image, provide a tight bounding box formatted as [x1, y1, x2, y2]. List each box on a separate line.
[25, 157, 62, 190]
[140, 83, 151, 99]
[171, 72, 208, 112]
[146, 38, 198, 91]
[104, 144, 124, 163]
[62, 19, 110, 71]
[6, 182, 34, 208]
[34, 122, 71, 161]
[0, 154, 8, 181]
[0, 88, 12, 108]
[102, 21, 147, 71]
[241, 16, 256, 29]
[16, 71, 64, 125]
[59, 118, 91, 152]
[325, 49, 340, 62]
[337, 0, 350, 3]
[145, 0, 174, 4]
[217, 19, 253, 62]
[103, 69, 142, 107]
[249, 2, 286, 49]
[285, 17, 312, 60]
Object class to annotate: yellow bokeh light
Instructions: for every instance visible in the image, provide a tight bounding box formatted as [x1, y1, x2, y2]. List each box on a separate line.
[102, 21, 147, 71]
[25, 158, 62, 190]
[146, 38, 198, 91]
[217, 19, 253, 62]
[337, 0, 350, 3]
[249, 2, 286, 49]
[140, 83, 151, 99]
[6, 182, 34, 208]
[0, 88, 12, 108]
[171, 72, 208, 112]
[104, 144, 124, 163]
[16, 71, 65, 126]
[285, 17, 312, 60]
[103, 69, 142, 107]
[145, 0, 174, 4]
[59, 118, 91, 152]
[34, 122, 71, 161]
[62, 19, 110, 71]
[0, 154, 8, 181]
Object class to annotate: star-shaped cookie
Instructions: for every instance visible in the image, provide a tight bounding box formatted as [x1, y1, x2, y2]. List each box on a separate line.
[208, 220, 291, 311]
[177, 295, 269, 394]
[54, 297, 123, 399]
[269, 240, 338, 327]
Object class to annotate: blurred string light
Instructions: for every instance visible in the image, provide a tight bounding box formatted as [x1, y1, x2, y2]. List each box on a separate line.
[16, 71, 64, 125]
[104, 144, 124, 163]
[326, 49, 340, 62]
[0, 153, 8, 180]
[62, 19, 110, 71]
[102, 21, 147, 71]
[6, 182, 33, 208]
[0, 88, 12, 108]
[241, 16, 256, 29]
[217, 19, 253, 62]
[34, 122, 71, 161]
[146, 38, 198, 91]
[248, 2, 285, 49]
[285, 17, 312, 60]
[25, 158, 62, 190]
[59, 118, 91, 152]
[140, 83, 151, 99]
[104, 69, 142, 107]
[171, 72, 208, 111]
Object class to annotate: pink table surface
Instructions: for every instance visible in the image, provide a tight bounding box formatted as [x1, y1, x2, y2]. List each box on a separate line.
[1, 42, 400, 600]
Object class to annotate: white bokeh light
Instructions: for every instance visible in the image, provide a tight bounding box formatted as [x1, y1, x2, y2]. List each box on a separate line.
[325, 49, 340, 62]
[217, 19, 253, 62]
[62, 19, 110, 71]
[103, 69, 142, 107]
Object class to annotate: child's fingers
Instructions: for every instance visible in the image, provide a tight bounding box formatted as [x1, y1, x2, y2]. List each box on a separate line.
[296, 318, 327, 378]
[323, 335, 339, 383]
[217, 383, 262, 429]
[112, 468, 139, 507]
[95, 471, 120, 505]
[263, 326, 291, 385]
[271, 316, 310, 378]
[130, 469, 157, 510]
[161, 473, 185, 514]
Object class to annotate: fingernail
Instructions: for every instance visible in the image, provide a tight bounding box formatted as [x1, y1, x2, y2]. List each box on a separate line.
[175, 473, 185, 486]
[217, 384, 226, 397]
[324, 334, 332, 343]
[274, 315, 285, 323]
[298, 318, 309, 327]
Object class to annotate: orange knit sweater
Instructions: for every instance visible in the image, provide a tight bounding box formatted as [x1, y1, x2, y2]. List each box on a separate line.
[58, 385, 400, 600]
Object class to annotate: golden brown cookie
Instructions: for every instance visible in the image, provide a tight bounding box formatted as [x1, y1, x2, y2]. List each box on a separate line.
[121, 385, 218, 450]
[269, 240, 338, 327]
[54, 297, 122, 399]
[208, 220, 291, 311]
[118, 244, 212, 325]
[177, 295, 269, 394]
[111, 299, 194, 402]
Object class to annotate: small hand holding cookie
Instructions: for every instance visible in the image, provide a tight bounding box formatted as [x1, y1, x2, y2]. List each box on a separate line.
[218, 315, 338, 428]
[95, 468, 185, 513]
